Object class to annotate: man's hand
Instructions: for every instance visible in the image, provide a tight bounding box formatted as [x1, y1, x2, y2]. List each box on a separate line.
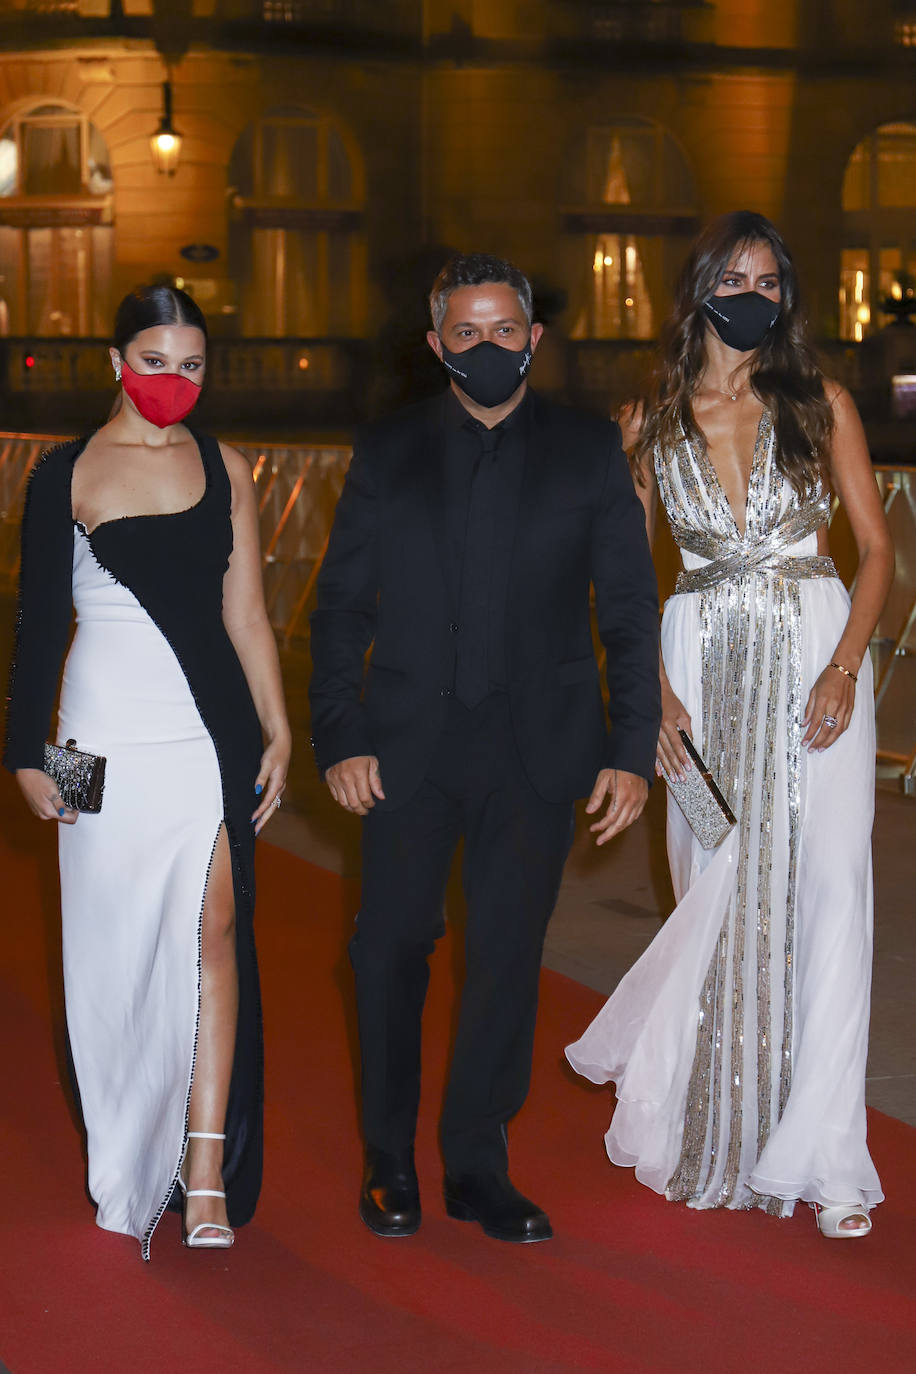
[585, 768, 648, 846]
[325, 755, 385, 816]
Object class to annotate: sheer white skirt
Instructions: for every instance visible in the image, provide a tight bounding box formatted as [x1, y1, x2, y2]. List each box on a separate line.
[567, 573, 883, 1213]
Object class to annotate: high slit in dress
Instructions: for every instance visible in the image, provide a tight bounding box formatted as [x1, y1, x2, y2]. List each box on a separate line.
[566, 412, 883, 1217]
[4, 431, 264, 1258]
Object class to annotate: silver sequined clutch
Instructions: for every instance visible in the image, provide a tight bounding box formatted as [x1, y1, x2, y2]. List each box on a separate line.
[663, 729, 736, 850]
[43, 738, 107, 814]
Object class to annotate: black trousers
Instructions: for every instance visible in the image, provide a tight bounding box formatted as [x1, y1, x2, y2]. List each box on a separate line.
[350, 694, 575, 1175]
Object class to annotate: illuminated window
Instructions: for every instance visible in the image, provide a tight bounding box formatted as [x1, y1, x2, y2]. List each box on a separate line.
[564, 119, 697, 340]
[0, 103, 113, 199]
[229, 108, 365, 338]
[840, 122, 916, 340]
[0, 101, 113, 336]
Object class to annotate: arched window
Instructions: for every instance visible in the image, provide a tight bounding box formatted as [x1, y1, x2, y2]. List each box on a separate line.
[564, 118, 697, 340]
[0, 101, 114, 337]
[228, 107, 365, 338]
[840, 121, 916, 340]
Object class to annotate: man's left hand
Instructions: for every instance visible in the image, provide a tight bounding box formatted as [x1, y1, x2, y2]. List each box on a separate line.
[585, 768, 648, 846]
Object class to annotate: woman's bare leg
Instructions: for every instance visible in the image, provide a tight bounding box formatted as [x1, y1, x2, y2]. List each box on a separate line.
[183, 827, 238, 1240]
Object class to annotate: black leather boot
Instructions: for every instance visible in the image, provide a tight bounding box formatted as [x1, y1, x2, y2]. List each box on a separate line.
[443, 1171, 552, 1243]
[359, 1145, 421, 1237]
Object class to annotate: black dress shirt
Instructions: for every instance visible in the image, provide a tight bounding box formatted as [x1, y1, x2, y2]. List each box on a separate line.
[443, 388, 528, 703]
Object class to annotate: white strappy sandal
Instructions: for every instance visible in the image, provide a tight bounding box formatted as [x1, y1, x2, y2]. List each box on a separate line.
[179, 1130, 235, 1250]
[813, 1202, 872, 1239]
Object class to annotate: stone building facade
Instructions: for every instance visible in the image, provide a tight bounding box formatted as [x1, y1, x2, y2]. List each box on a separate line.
[0, 0, 913, 432]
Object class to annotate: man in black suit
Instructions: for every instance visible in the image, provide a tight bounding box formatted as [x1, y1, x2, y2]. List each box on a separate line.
[310, 253, 660, 1243]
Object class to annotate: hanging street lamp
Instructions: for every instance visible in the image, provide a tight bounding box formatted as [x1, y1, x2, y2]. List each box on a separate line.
[151, 80, 182, 176]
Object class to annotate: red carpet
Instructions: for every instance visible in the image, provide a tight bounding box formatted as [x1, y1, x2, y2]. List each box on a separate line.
[1, 766, 915, 1374]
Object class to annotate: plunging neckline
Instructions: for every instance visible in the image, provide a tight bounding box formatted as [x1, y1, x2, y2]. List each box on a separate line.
[71, 430, 211, 539]
[691, 407, 770, 541]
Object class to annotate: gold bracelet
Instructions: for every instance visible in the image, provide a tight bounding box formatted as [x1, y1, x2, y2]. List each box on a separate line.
[828, 661, 857, 683]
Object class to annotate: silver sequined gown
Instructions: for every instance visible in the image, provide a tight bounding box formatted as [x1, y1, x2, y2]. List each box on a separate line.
[567, 412, 883, 1215]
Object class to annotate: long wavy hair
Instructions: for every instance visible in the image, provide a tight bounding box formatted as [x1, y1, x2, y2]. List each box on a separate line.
[632, 211, 833, 497]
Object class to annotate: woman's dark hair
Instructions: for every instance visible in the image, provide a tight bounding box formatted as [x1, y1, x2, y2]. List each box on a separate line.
[113, 283, 208, 355]
[632, 210, 833, 498]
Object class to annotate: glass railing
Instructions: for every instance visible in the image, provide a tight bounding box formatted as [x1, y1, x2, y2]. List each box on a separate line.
[0, 431, 351, 646]
[1, 430, 913, 788]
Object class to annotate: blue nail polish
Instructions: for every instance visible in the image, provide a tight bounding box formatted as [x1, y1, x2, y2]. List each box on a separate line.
[255, 783, 263, 795]
[58, 807, 66, 817]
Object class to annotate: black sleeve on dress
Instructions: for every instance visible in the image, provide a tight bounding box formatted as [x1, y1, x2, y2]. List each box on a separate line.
[3, 447, 76, 772]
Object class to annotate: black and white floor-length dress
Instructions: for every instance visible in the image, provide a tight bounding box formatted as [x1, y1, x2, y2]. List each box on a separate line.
[4, 432, 264, 1259]
[567, 412, 883, 1216]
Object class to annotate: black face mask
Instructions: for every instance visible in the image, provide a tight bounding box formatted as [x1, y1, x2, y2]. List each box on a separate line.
[438, 338, 532, 408]
[703, 292, 780, 353]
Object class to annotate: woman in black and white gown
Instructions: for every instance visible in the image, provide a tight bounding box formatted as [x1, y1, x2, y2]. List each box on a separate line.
[4, 285, 290, 1258]
[566, 213, 894, 1238]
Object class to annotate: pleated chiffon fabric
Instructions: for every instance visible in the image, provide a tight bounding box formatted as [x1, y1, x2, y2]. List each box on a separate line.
[5, 432, 265, 1259]
[567, 413, 882, 1216]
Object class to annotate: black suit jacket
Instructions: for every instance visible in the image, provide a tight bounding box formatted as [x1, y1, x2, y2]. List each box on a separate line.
[309, 388, 661, 807]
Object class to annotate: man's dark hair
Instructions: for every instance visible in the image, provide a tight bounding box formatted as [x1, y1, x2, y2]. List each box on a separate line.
[429, 252, 534, 333]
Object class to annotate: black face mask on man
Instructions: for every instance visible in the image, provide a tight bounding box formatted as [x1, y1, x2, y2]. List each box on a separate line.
[438, 338, 532, 408]
[703, 291, 780, 353]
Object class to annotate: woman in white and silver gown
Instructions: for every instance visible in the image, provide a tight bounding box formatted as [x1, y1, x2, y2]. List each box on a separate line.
[4, 285, 290, 1258]
[566, 212, 894, 1238]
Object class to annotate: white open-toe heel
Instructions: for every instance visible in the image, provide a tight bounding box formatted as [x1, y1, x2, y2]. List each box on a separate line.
[179, 1130, 235, 1250]
[813, 1202, 872, 1239]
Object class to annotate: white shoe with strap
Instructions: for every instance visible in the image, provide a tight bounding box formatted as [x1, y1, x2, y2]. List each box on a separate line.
[179, 1130, 235, 1250]
[814, 1202, 872, 1239]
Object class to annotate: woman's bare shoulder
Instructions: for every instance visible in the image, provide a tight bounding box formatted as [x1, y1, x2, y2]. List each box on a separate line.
[822, 376, 857, 414]
[617, 399, 655, 488]
[216, 439, 257, 492]
[617, 398, 646, 450]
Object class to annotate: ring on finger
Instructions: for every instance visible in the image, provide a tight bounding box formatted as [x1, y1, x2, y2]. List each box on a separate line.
[822, 715, 838, 729]
[274, 795, 281, 810]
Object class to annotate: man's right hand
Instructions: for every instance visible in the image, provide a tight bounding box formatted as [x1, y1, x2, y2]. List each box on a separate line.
[324, 755, 385, 815]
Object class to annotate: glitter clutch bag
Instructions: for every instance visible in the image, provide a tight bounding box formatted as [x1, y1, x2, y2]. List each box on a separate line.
[43, 738, 107, 814]
[663, 729, 736, 850]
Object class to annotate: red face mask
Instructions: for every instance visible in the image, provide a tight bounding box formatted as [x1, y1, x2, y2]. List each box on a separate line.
[120, 360, 202, 428]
